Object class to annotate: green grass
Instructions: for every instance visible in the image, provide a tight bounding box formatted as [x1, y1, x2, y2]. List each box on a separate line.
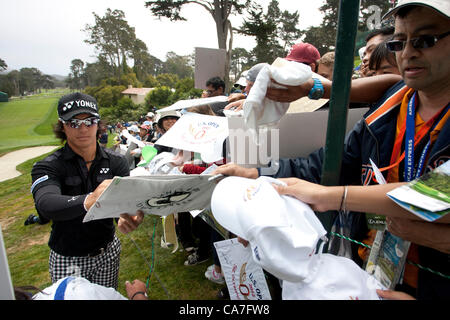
[0, 93, 222, 299]
[0, 97, 60, 155]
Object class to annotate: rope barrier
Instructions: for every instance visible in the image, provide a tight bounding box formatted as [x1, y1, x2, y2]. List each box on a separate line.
[330, 231, 450, 280]
[125, 217, 172, 299]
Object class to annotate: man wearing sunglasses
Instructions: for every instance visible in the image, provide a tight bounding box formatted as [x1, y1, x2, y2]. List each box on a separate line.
[217, 0, 449, 299]
[31, 92, 144, 290]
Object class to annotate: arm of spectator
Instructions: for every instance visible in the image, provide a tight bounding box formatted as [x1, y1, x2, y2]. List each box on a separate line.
[273, 178, 450, 223]
[125, 279, 148, 300]
[224, 99, 245, 111]
[376, 289, 415, 300]
[386, 217, 450, 254]
[266, 74, 402, 104]
[211, 163, 259, 179]
[228, 93, 246, 103]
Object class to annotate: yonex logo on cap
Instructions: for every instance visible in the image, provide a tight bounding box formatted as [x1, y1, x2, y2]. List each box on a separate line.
[62, 100, 97, 112]
[100, 168, 110, 174]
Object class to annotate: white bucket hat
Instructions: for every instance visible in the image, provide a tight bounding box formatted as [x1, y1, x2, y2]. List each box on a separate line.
[211, 176, 327, 282]
[282, 254, 385, 300]
[383, 0, 450, 20]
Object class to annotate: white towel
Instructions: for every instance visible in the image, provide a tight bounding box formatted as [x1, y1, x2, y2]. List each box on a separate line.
[243, 59, 312, 144]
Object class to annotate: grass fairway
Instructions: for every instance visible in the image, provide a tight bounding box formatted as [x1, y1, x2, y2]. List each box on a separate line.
[0, 93, 224, 300]
[0, 96, 60, 154]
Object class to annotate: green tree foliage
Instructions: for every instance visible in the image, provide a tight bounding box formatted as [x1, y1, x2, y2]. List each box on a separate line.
[0, 58, 7, 72]
[173, 77, 202, 101]
[145, 86, 174, 109]
[230, 47, 254, 80]
[100, 96, 137, 123]
[163, 52, 194, 79]
[83, 9, 138, 82]
[156, 73, 179, 88]
[67, 59, 86, 91]
[143, 75, 160, 88]
[238, 0, 301, 63]
[302, 0, 394, 55]
[144, 0, 251, 89]
[84, 84, 126, 108]
[0, 67, 55, 96]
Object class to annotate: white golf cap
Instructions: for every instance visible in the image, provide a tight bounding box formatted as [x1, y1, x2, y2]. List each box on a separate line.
[282, 254, 385, 300]
[383, 0, 450, 20]
[211, 176, 327, 282]
[33, 277, 127, 300]
[128, 125, 139, 133]
[234, 72, 248, 87]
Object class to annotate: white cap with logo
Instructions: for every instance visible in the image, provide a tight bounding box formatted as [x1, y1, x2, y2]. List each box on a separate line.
[383, 0, 450, 20]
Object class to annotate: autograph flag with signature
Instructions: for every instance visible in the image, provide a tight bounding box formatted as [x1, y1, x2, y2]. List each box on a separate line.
[83, 175, 218, 222]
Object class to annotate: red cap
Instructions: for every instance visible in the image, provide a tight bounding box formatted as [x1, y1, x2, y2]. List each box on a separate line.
[285, 42, 321, 64]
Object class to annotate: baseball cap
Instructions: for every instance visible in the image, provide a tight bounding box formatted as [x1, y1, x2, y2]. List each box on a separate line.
[128, 125, 139, 133]
[33, 276, 127, 300]
[246, 63, 269, 83]
[282, 254, 384, 300]
[211, 176, 327, 282]
[58, 92, 99, 121]
[146, 112, 155, 118]
[383, 0, 450, 20]
[285, 42, 321, 65]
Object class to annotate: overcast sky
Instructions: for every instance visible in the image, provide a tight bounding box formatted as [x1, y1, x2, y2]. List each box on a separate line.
[1, 0, 324, 76]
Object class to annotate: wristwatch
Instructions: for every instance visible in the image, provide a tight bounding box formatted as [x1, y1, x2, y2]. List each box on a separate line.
[308, 78, 324, 100]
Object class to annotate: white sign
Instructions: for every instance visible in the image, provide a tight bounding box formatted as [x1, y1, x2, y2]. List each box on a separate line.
[155, 113, 229, 163]
[214, 238, 272, 300]
[0, 227, 15, 300]
[195, 47, 226, 90]
[227, 108, 369, 168]
[157, 96, 228, 113]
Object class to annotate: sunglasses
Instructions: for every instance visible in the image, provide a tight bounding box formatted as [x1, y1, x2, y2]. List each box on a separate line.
[61, 117, 100, 129]
[386, 30, 450, 52]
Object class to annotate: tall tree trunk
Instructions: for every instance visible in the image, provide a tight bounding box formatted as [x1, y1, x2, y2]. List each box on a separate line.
[212, 0, 232, 92]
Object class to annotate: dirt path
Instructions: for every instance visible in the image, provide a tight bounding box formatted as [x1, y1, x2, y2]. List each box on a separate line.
[0, 146, 59, 182]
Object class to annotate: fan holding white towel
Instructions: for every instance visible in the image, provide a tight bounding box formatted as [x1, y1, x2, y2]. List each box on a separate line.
[243, 59, 312, 143]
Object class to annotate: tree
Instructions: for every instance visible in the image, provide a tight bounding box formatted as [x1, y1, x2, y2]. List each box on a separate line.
[68, 59, 85, 91]
[83, 57, 114, 87]
[100, 96, 137, 123]
[230, 47, 253, 80]
[163, 52, 194, 79]
[143, 74, 160, 88]
[146, 86, 174, 109]
[131, 39, 155, 82]
[156, 73, 179, 88]
[302, 0, 394, 55]
[84, 9, 137, 82]
[359, 0, 392, 32]
[0, 58, 7, 72]
[238, 0, 301, 63]
[144, 0, 251, 90]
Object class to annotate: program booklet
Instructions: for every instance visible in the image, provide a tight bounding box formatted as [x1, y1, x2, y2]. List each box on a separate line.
[387, 160, 450, 222]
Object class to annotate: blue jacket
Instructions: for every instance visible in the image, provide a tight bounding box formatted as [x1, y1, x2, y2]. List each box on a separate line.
[265, 80, 450, 298]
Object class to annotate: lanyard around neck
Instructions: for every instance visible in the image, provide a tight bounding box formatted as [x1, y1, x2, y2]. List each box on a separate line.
[377, 91, 449, 182]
